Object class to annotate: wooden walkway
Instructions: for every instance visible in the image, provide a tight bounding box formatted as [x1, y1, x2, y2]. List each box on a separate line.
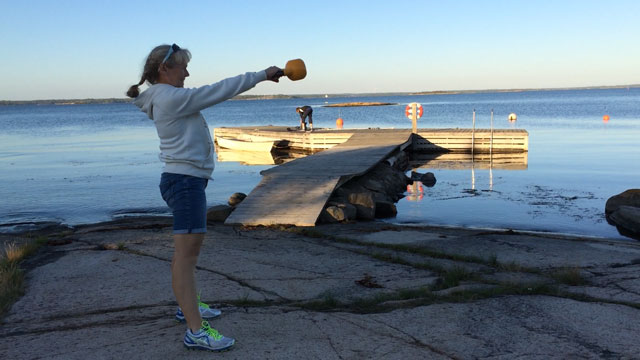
[224, 130, 413, 226]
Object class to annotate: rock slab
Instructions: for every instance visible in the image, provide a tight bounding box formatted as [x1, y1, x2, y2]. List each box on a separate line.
[606, 189, 640, 240]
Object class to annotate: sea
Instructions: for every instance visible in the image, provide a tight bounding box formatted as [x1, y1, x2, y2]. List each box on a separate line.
[1, 88, 639, 239]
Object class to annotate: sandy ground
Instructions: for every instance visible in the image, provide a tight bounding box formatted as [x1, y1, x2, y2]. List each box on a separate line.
[1, 217, 640, 359]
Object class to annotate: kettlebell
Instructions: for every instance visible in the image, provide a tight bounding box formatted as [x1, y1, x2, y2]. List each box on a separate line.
[276, 59, 307, 81]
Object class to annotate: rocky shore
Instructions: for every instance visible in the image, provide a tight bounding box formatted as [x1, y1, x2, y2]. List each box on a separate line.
[1, 216, 640, 359]
[1, 144, 639, 357]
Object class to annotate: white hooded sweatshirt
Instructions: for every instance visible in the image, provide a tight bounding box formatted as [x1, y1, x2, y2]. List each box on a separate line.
[134, 71, 267, 179]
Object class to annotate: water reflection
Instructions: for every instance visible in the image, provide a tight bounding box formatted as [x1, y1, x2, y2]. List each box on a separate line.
[406, 181, 424, 201]
[409, 152, 528, 170]
[407, 151, 528, 192]
[215, 144, 320, 166]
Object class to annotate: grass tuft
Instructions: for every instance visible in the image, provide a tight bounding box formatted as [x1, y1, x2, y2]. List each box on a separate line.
[3, 243, 22, 264]
[0, 261, 25, 315]
[488, 254, 499, 267]
[431, 266, 475, 291]
[299, 292, 342, 312]
[1, 238, 48, 317]
[551, 267, 587, 286]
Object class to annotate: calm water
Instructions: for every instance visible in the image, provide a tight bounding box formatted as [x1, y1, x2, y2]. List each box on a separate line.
[1, 88, 639, 239]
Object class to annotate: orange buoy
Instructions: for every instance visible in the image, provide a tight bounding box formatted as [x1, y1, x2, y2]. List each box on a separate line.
[336, 117, 343, 129]
[603, 115, 610, 123]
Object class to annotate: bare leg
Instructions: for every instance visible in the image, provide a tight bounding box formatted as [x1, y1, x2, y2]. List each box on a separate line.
[172, 233, 204, 333]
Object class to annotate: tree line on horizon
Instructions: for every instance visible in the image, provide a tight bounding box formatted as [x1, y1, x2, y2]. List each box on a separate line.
[1, 84, 637, 106]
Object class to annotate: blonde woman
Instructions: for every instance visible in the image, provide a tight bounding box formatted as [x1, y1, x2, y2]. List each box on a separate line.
[127, 44, 282, 351]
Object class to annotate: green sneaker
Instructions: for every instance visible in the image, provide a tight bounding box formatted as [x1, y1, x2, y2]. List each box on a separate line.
[175, 295, 221, 322]
[183, 320, 235, 351]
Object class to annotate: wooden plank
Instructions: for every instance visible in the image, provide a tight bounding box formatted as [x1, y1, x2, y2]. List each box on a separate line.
[225, 176, 340, 226]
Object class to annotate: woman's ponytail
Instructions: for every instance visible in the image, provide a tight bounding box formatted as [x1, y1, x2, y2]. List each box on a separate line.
[126, 44, 191, 98]
[126, 76, 146, 98]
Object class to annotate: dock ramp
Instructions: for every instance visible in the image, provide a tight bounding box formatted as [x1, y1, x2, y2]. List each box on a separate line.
[225, 130, 413, 226]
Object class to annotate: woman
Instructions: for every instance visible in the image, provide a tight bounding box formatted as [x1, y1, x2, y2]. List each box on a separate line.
[126, 43, 282, 352]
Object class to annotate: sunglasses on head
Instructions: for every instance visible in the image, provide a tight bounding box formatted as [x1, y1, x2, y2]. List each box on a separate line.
[162, 43, 181, 64]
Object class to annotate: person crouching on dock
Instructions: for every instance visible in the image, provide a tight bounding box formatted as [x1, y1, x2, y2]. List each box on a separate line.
[296, 105, 313, 131]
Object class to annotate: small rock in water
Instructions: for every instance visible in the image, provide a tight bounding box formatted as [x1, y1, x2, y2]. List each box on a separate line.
[420, 172, 437, 187]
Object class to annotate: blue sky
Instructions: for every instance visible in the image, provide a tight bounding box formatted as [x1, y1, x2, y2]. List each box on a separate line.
[1, 0, 639, 100]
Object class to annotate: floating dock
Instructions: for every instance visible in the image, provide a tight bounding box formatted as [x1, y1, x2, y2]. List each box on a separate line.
[213, 126, 528, 153]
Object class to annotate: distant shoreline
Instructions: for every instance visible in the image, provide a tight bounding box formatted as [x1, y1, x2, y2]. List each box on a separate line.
[1, 84, 638, 106]
[323, 102, 397, 107]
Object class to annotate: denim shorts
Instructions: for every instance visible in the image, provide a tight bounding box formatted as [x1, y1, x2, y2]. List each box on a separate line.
[159, 173, 208, 234]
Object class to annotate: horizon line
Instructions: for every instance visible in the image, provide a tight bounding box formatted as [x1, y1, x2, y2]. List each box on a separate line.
[1, 83, 638, 104]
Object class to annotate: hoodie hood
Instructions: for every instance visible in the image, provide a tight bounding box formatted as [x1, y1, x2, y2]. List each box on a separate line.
[133, 85, 157, 120]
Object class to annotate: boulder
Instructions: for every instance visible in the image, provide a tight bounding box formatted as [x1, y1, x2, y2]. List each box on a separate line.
[207, 205, 234, 223]
[384, 151, 409, 170]
[334, 183, 369, 199]
[347, 192, 376, 220]
[228, 192, 247, 207]
[375, 201, 397, 218]
[361, 178, 387, 194]
[319, 207, 340, 223]
[325, 151, 412, 223]
[320, 203, 357, 223]
[364, 163, 410, 201]
[605, 189, 640, 215]
[336, 202, 357, 220]
[608, 205, 640, 240]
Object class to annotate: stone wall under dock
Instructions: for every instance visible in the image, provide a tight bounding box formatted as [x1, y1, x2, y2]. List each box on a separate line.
[319, 151, 414, 223]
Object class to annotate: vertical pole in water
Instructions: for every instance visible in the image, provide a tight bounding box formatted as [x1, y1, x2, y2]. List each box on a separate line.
[411, 103, 418, 134]
[471, 109, 476, 190]
[490, 109, 494, 156]
[411, 103, 418, 151]
[410, 103, 419, 198]
[490, 109, 494, 190]
[472, 109, 476, 156]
